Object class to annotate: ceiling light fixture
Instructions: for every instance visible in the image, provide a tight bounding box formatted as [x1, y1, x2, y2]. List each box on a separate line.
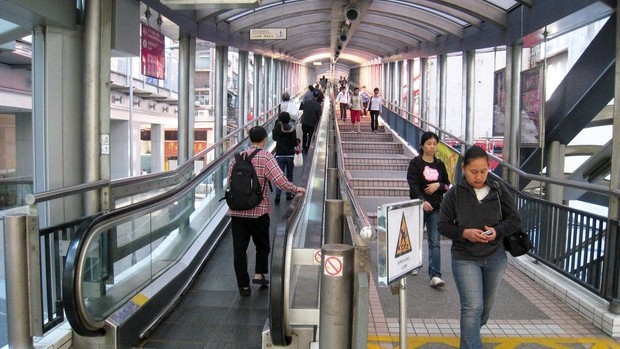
[160, 0, 262, 10]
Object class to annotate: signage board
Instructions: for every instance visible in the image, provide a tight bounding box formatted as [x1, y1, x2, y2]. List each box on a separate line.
[377, 199, 423, 286]
[250, 28, 287, 40]
[141, 24, 165, 79]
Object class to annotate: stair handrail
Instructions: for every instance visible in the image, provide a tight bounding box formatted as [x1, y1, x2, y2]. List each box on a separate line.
[386, 102, 618, 198]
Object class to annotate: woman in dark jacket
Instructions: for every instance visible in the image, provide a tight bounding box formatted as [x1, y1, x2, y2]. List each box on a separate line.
[438, 146, 521, 349]
[406, 131, 450, 288]
[272, 112, 298, 204]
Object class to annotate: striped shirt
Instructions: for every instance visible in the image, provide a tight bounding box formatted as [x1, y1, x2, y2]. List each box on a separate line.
[226, 145, 300, 218]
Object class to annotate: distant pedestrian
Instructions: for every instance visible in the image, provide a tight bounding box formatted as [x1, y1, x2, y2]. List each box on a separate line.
[360, 86, 370, 116]
[349, 87, 362, 133]
[273, 112, 298, 204]
[300, 90, 322, 153]
[438, 146, 521, 348]
[367, 87, 384, 132]
[336, 86, 350, 120]
[227, 126, 306, 297]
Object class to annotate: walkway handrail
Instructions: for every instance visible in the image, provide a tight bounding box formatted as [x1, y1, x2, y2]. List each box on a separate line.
[386, 102, 619, 198]
[269, 92, 328, 346]
[60, 102, 292, 336]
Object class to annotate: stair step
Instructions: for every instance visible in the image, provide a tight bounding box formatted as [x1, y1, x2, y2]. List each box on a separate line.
[350, 178, 408, 188]
[339, 133, 392, 142]
[355, 187, 410, 197]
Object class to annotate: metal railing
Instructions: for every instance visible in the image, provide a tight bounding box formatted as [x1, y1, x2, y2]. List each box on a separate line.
[9, 96, 292, 338]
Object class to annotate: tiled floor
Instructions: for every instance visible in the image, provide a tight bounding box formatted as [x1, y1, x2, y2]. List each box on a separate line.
[366, 259, 620, 348]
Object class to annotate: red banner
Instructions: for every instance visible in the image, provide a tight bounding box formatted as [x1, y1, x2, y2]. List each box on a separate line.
[141, 24, 165, 79]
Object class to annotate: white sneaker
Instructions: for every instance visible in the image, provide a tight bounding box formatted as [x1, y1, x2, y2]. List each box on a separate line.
[430, 277, 445, 288]
[411, 269, 418, 276]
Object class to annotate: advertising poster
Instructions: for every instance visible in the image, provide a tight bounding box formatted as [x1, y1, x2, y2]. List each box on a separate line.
[141, 24, 165, 80]
[436, 142, 461, 185]
[492, 69, 506, 137]
[520, 66, 543, 146]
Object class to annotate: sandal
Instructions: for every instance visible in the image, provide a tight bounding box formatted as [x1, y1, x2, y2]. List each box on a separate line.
[252, 274, 269, 285]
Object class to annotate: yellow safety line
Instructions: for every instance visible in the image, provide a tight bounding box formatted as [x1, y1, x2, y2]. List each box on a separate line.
[367, 335, 620, 348]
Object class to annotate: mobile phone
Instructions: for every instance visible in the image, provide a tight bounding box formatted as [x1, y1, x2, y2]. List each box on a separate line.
[482, 230, 493, 235]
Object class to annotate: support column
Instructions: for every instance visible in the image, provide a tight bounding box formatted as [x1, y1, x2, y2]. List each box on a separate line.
[383, 62, 389, 102]
[32, 25, 84, 225]
[406, 59, 414, 116]
[253, 54, 262, 120]
[438, 54, 447, 138]
[463, 50, 475, 145]
[507, 44, 522, 186]
[150, 124, 164, 173]
[545, 141, 565, 204]
[420, 57, 428, 127]
[239, 51, 248, 127]
[177, 33, 195, 165]
[215, 45, 227, 144]
[264, 56, 271, 114]
[606, 10, 620, 313]
[395, 61, 403, 107]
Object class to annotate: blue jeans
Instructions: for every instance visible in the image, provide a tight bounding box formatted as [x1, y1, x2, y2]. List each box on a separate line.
[452, 250, 507, 349]
[425, 211, 441, 279]
[275, 156, 294, 196]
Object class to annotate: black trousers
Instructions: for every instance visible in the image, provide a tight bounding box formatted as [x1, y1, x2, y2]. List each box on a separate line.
[369, 110, 380, 131]
[231, 214, 270, 288]
[301, 124, 315, 152]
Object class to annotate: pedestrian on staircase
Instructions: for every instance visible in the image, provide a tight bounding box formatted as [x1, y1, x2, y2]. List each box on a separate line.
[349, 87, 363, 133]
[367, 88, 384, 133]
[406, 131, 450, 289]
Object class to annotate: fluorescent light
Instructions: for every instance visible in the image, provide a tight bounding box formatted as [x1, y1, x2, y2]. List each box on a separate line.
[313, 62, 322, 66]
[160, 0, 261, 10]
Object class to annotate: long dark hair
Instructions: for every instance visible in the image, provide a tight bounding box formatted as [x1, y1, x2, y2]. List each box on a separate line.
[419, 131, 439, 155]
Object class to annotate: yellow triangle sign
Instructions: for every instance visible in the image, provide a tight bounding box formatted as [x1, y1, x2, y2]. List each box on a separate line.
[395, 212, 413, 258]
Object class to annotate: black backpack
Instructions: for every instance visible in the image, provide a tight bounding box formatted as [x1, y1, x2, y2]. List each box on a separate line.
[223, 148, 263, 210]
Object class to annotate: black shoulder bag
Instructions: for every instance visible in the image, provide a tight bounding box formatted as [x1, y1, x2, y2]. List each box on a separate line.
[497, 191, 533, 257]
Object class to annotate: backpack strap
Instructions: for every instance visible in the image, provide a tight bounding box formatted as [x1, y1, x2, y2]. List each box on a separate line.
[244, 148, 262, 161]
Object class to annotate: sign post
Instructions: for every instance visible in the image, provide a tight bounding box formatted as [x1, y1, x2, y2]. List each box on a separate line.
[376, 199, 423, 349]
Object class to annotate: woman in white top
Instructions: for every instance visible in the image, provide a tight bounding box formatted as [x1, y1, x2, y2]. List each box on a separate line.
[367, 87, 384, 132]
[336, 86, 350, 121]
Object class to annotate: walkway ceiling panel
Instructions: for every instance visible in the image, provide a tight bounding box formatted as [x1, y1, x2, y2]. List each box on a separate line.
[361, 14, 437, 43]
[368, 3, 464, 39]
[426, 0, 507, 29]
[133, 0, 617, 68]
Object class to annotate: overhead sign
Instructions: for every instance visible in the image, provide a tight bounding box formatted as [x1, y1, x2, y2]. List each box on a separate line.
[250, 28, 287, 40]
[377, 199, 423, 286]
[141, 24, 165, 79]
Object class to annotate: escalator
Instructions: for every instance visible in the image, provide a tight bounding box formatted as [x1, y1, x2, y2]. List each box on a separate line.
[61, 97, 330, 349]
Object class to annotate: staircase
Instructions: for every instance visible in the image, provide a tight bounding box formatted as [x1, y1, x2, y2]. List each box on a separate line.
[337, 116, 412, 225]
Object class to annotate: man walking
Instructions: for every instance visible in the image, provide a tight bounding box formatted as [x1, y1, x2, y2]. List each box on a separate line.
[227, 126, 306, 296]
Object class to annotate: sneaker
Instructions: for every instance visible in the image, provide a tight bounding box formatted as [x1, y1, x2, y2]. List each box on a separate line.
[430, 277, 445, 288]
[239, 287, 251, 297]
[411, 269, 418, 276]
[274, 195, 280, 204]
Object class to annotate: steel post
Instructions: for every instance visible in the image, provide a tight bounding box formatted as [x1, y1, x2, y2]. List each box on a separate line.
[319, 244, 354, 349]
[326, 168, 339, 200]
[4, 214, 34, 349]
[324, 199, 344, 244]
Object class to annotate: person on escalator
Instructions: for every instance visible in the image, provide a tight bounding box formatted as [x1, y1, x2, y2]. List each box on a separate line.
[227, 126, 306, 297]
[273, 111, 299, 204]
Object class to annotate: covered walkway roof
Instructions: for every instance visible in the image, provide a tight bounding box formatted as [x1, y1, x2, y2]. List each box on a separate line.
[140, 0, 615, 74]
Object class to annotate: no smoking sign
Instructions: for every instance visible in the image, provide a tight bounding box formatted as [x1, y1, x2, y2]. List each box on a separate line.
[323, 255, 344, 277]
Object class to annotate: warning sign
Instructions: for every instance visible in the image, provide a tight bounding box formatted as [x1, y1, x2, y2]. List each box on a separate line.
[395, 213, 413, 257]
[376, 199, 424, 286]
[324, 256, 344, 276]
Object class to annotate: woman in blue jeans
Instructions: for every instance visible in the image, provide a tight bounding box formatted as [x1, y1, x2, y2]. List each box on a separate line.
[406, 131, 450, 288]
[438, 146, 521, 349]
